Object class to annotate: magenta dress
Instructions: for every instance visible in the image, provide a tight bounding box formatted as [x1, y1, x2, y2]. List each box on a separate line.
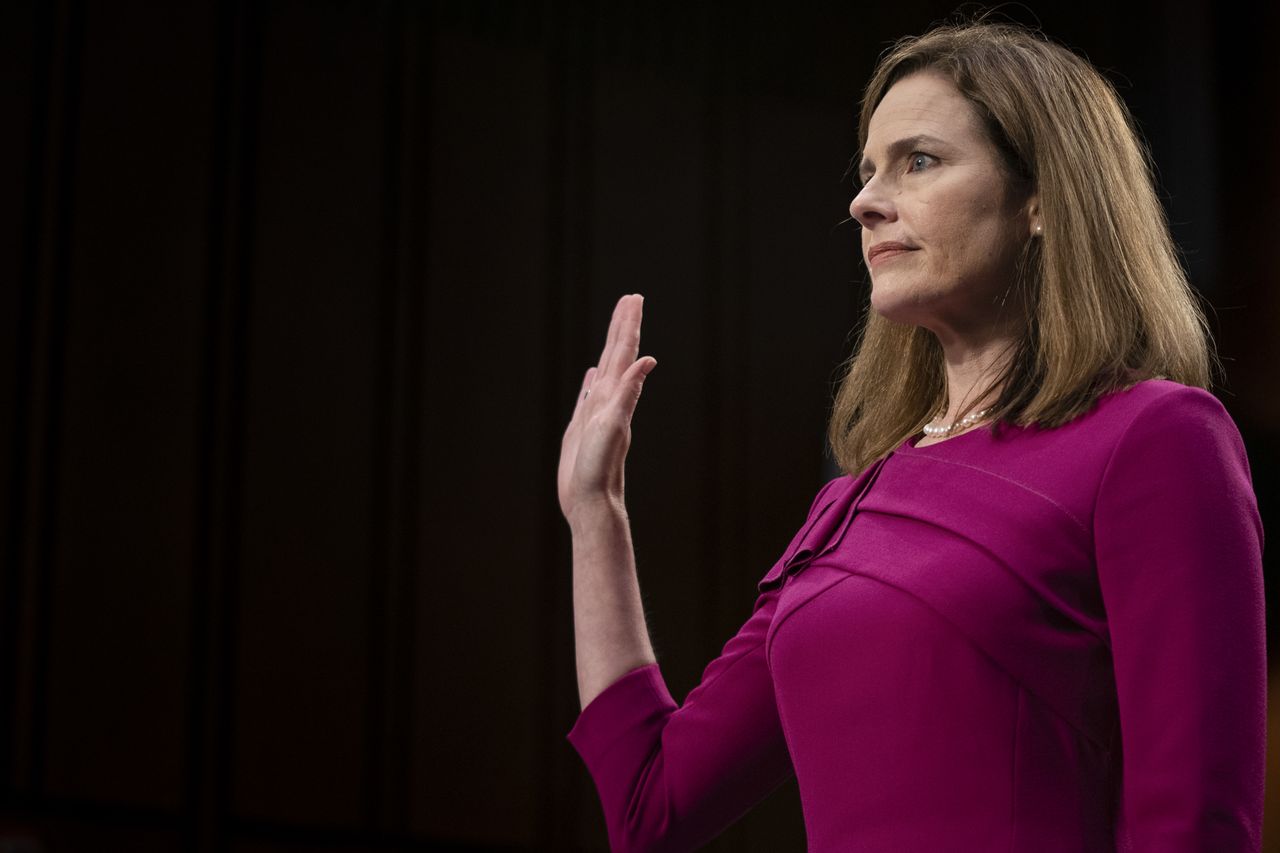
[566, 380, 1265, 852]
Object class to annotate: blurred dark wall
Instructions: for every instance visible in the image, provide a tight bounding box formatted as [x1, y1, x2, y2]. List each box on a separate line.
[0, 1, 1275, 851]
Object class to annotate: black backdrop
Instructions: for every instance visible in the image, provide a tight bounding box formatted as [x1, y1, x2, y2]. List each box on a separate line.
[2, 1, 1278, 851]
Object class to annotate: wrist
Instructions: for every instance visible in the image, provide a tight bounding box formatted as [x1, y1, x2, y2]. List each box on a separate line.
[567, 494, 628, 534]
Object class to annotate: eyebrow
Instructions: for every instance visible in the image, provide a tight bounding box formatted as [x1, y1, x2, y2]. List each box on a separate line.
[857, 134, 950, 183]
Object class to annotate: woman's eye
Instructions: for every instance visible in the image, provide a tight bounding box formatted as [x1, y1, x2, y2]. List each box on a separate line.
[907, 153, 935, 173]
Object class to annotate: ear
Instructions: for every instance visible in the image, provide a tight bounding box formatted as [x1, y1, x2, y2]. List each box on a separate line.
[1026, 194, 1042, 238]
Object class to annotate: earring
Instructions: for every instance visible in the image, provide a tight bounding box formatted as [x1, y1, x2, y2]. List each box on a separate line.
[1035, 224, 1043, 235]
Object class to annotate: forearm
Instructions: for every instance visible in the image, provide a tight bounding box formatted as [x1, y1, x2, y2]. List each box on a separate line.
[570, 498, 658, 711]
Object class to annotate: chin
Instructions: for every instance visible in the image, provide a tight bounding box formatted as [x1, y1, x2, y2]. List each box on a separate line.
[868, 284, 930, 327]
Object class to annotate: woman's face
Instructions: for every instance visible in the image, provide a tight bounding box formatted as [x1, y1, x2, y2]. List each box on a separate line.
[850, 71, 1037, 340]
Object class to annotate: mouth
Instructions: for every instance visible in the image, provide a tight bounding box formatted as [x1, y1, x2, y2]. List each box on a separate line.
[866, 242, 918, 267]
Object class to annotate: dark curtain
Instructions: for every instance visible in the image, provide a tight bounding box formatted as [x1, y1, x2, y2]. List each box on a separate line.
[1, 1, 1276, 850]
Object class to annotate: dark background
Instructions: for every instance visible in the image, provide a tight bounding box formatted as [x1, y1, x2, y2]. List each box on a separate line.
[2, 1, 1277, 851]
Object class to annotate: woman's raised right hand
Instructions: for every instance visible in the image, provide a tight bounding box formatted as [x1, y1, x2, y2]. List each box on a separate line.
[558, 294, 657, 524]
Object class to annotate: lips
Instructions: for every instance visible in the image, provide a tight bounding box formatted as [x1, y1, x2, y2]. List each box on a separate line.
[867, 241, 918, 266]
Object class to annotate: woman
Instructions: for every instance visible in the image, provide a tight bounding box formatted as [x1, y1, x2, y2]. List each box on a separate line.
[558, 21, 1264, 853]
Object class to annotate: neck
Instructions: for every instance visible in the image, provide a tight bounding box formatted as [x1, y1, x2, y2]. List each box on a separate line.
[933, 329, 1019, 425]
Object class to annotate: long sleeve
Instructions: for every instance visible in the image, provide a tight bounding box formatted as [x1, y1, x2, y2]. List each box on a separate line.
[566, 587, 793, 853]
[565, 478, 854, 852]
[1094, 386, 1266, 851]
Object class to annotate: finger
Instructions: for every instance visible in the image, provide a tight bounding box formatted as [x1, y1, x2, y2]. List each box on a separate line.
[603, 295, 643, 379]
[613, 356, 657, 421]
[594, 295, 630, 375]
[570, 366, 597, 419]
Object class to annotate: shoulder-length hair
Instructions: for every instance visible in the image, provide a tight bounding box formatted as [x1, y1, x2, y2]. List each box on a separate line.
[827, 21, 1214, 475]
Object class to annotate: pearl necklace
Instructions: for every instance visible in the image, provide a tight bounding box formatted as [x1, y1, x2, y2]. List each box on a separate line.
[922, 407, 993, 437]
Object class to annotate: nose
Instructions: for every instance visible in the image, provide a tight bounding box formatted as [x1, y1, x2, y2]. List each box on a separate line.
[849, 178, 895, 228]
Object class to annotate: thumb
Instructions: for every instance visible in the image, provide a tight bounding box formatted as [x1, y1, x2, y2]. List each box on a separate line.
[620, 357, 657, 414]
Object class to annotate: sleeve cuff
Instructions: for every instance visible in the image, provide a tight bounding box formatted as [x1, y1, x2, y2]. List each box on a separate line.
[566, 663, 677, 765]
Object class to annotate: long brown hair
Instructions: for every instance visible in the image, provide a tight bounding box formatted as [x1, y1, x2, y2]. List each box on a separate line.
[828, 21, 1214, 475]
